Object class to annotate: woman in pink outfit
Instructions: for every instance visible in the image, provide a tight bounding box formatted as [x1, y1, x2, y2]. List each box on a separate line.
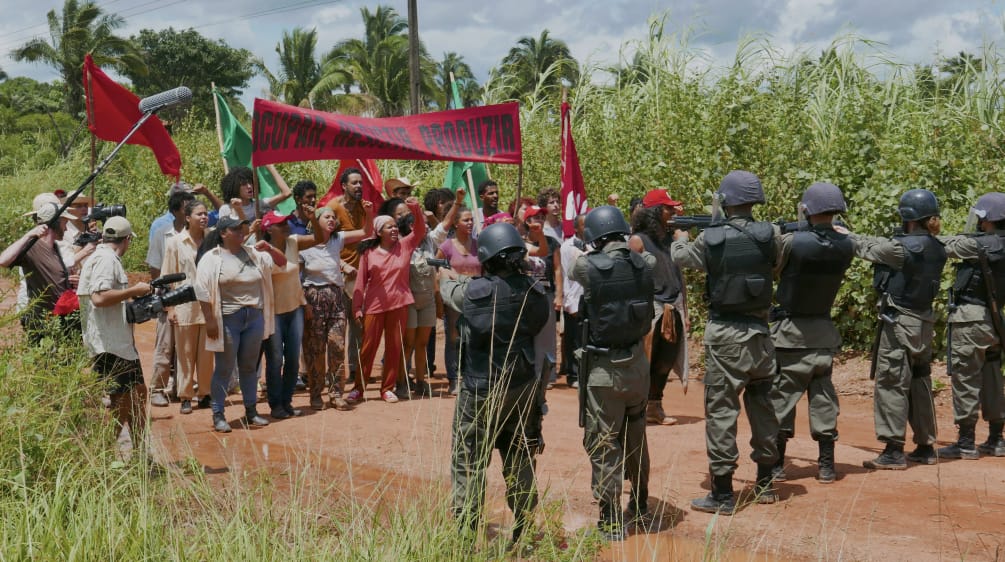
[351, 197, 426, 403]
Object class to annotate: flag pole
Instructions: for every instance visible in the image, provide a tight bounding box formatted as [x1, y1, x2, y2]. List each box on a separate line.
[86, 68, 97, 204]
[450, 71, 482, 233]
[211, 83, 229, 174]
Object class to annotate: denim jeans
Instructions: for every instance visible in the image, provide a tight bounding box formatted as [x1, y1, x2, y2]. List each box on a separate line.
[212, 307, 265, 414]
[265, 306, 304, 408]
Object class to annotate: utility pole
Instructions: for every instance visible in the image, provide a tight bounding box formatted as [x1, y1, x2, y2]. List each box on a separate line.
[408, 0, 420, 115]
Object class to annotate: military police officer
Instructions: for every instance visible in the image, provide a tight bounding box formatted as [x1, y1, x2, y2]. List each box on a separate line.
[939, 192, 1005, 459]
[853, 189, 946, 468]
[440, 222, 550, 544]
[571, 205, 655, 541]
[770, 183, 855, 484]
[671, 170, 783, 515]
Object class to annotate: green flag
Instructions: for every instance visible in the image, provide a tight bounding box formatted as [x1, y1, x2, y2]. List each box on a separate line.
[213, 90, 294, 215]
[442, 80, 489, 211]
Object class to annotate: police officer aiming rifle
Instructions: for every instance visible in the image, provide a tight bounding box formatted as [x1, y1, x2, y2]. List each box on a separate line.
[572, 205, 655, 541]
[939, 192, 1005, 459]
[439, 222, 550, 546]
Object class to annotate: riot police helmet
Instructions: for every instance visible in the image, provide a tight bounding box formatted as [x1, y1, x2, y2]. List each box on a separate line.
[972, 192, 1005, 223]
[476, 222, 526, 264]
[583, 205, 630, 244]
[717, 170, 766, 207]
[800, 182, 847, 216]
[897, 189, 940, 221]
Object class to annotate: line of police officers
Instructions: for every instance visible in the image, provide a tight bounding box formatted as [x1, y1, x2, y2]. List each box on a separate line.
[439, 171, 1005, 546]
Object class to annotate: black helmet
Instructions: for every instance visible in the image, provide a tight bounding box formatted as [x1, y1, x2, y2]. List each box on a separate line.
[800, 182, 847, 215]
[476, 222, 525, 264]
[717, 170, 766, 206]
[898, 189, 940, 221]
[972, 192, 1005, 222]
[583, 205, 630, 244]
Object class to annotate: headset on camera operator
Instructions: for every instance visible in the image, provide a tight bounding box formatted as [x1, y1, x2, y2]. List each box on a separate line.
[77, 216, 153, 451]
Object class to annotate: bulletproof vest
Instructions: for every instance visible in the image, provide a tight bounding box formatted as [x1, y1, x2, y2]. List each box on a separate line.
[775, 227, 854, 317]
[704, 220, 776, 318]
[953, 232, 1005, 307]
[460, 274, 549, 392]
[878, 233, 947, 311]
[636, 232, 681, 303]
[582, 247, 654, 347]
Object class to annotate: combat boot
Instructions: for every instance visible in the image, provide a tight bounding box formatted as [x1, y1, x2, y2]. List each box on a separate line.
[863, 442, 907, 470]
[691, 475, 736, 515]
[597, 500, 625, 541]
[817, 439, 836, 483]
[771, 436, 788, 482]
[754, 463, 779, 504]
[938, 424, 979, 460]
[906, 444, 937, 465]
[978, 422, 1005, 457]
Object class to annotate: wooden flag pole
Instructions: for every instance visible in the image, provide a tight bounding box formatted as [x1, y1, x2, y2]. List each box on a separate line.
[211, 83, 229, 174]
[87, 69, 97, 204]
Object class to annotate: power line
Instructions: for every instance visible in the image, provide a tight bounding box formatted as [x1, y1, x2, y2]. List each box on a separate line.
[0, 0, 137, 46]
[191, 0, 342, 31]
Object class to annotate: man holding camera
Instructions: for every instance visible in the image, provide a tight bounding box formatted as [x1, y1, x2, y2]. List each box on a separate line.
[77, 216, 152, 451]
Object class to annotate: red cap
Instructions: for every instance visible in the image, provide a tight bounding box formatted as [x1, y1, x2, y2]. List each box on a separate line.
[523, 205, 546, 219]
[261, 210, 292, 230]
[642, 189, 682, 209]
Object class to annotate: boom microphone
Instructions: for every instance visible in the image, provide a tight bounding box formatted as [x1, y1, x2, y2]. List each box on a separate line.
[138, 86, 193, 114]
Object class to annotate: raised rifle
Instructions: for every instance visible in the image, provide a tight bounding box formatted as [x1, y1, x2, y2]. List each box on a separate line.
[669, 215, 714, 231]
[976, 248, 1005, 350]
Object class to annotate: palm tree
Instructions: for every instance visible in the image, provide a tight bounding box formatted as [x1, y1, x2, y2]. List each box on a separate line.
[10, 0, 146, 116]
[313, 5, 434, 116]
[0, 66, 7, 81]
[497, 29, 579, 101]
[434, 52, 480, 109]
[257, 27, 322, 108]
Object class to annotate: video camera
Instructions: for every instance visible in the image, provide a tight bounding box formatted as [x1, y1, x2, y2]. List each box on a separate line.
[74, 203, 128, 246]
[126, 273, 196, 324]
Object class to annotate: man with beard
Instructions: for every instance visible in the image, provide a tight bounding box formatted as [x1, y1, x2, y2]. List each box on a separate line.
[478, 180, 501, 221]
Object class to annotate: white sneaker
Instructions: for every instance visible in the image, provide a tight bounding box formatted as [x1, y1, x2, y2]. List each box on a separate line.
[382, 390, 399, 403]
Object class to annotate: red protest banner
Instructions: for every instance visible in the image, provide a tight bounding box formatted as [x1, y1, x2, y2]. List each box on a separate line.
[251, 99, 522, 167]
[560, 101, 588, 238]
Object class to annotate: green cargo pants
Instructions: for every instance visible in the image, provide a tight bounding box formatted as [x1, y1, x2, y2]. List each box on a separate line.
[582, 342, 650, 512]
[948, 319, 1005, 426]
[772, 348, 840, 442]
[451, 378, 539, 532]
[873, 313, 937, 447]
[704, 333, 779, 477]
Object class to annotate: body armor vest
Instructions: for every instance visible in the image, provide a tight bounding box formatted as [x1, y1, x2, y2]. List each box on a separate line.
[953, 232, 1005, 308]
[636, 232, 681, 303]
[582, 247, 654, 347]
[776, 227, 854, 317]
[877, 233, 947, 311]
[704, 221, 775, 318]
[460, 274, 548, 392]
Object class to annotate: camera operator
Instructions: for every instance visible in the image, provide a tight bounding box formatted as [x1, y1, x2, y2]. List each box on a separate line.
[0, 193, 81, 344]
[77, 217, 152, 452]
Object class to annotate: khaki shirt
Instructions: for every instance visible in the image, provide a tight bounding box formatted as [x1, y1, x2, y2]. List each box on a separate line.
[77, 244, 137, 361]
[850, 233, 934, 322]
[670, 216, 784, 344]
[161, 230, 204, 325]
[941, 234, 994, 324]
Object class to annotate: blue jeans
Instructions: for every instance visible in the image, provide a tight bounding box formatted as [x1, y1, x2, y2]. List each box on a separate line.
[265, 307, 304, 408]
[212, 307, 265, 414]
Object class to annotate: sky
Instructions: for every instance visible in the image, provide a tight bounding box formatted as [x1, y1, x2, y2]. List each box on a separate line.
[1, 0, 1004, 109]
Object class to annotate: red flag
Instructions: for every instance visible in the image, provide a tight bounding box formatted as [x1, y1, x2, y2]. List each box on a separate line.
[560, 101, 588, 238]
[83, 54, 181, 178]
[318, 159, 385, 209]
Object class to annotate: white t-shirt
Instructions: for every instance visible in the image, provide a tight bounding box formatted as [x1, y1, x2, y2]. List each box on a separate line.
[300, 234, 346, 287]
[219, 200, 270, 221]
[77, 244, 137, 360]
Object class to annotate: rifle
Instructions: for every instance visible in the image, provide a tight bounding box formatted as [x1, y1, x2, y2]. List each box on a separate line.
[669, 215, 714, 231]
[976, 248, 1005, 350]
[947, 287, 957, 377]
[578, 318, 590, 428]
[869, 268, 897, 380]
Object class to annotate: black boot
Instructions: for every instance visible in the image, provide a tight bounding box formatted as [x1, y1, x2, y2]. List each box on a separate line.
[212, 412, 232, 433]
[938, 424, 979, 460]
[906, 444, 937, 465]
[244, 407, 269, 427]
[691, 475, 736, 515]
[597, 500, 625, 541]
[978, 422, 1005, 457]
[863, 442, 907, 470]
[755, 463, 779, 504]
[628, 488, 650, 529]
[817, 439, 836, 483]
[772, 436, 788, 482]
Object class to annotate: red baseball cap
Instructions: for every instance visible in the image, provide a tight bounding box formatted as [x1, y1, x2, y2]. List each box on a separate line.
[261, 210, 292, 230]
[642, 189, 682, 209]
[523, 205, 547, 219]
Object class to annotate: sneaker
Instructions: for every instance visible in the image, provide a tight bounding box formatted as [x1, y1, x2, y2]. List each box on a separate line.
[213, 413, 232, 433]
[447, 380, 459, 397]
[346, 389, 364, 403]
[179, 400, 193, 415]
[978, 437, 1005, 457]
[150, 391, 170, 408]
[382, 390, 399, 403]
[646, 402, 677, 426]
[907, 445, 937, 465]
[330, 396, 351, 410]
